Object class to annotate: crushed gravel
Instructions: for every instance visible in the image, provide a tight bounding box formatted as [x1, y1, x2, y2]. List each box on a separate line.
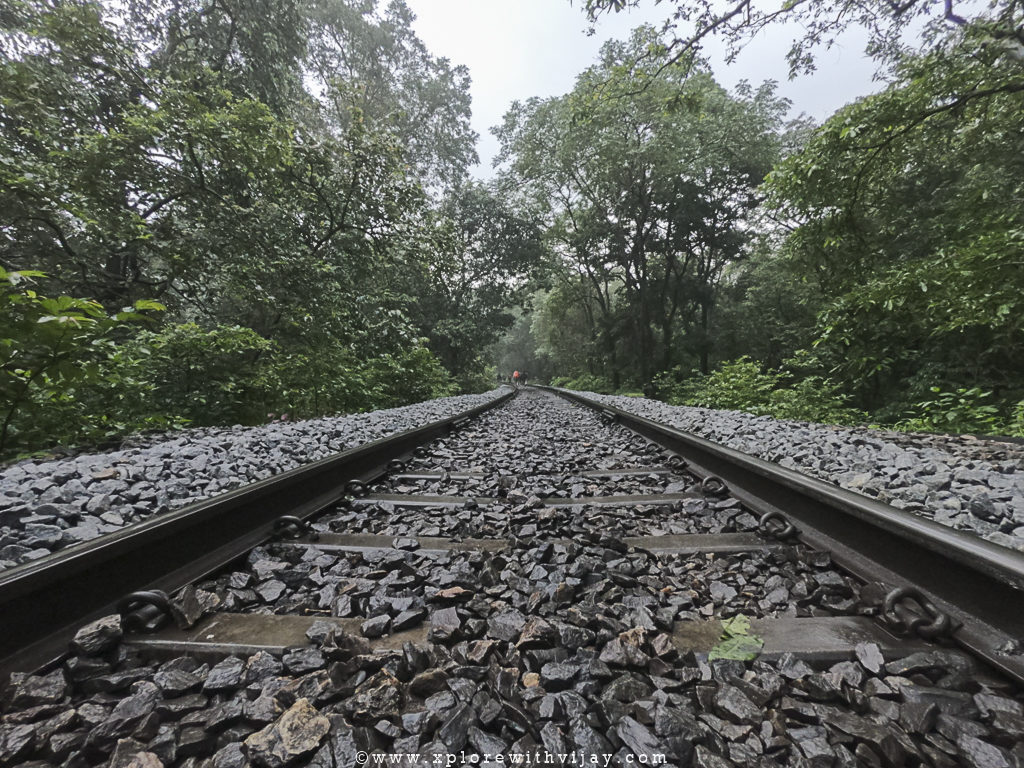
[2, 389, 1022, 768]
[0, 390, 508, 570]
[569, 390, 1024, 553]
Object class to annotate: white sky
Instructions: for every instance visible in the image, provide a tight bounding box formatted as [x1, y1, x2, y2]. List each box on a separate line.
[404, 0, 883, 178]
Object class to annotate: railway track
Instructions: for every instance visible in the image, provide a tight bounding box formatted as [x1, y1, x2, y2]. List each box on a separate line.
[1, 387, 1023, 767]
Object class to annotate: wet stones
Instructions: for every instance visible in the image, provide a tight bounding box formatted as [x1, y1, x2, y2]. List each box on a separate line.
[429, 607, 462, 642]
[71, 614, 123, 656]
[243, 698, 329, 768]
[4, 390, 1024, 768]
[599, 628, 650, 667]
[585, 391, 1024, 549]
[6, 669, 69, 708]
[346, 671, 403, 724]
[409, 670, 449, 698]
[204, 657, 245, 693]
[0, 390, 506, 567]
[360, 615, 391, 639]
[486, 611, 525, 643]
[517, 617, 557, 648]
[712, 685, 762, 725]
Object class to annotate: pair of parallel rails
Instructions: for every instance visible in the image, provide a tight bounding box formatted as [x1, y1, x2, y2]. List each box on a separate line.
[0, 386, 1022, 686]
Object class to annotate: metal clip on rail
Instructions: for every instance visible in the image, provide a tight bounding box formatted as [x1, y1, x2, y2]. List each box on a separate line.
[274, 515, 318, 541]
[700, 475, 728, 496]
[666, 455, 687, 471]
[758, 510, 800, 541]
[118, 590, 172, 634]
[882, 586, 956, 640]
[600, 409, 617, 425]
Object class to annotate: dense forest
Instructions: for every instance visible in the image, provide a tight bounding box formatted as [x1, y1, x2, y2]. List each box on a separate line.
[2, 0, 1023, 460]
[1, 0, 544, 458]
[495, 0, 1024, 436]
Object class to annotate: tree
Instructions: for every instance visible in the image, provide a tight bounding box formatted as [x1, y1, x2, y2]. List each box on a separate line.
[583, 0, 1024, 79]
[764, 37, 1024, 413]
[496, 27, 784, 386]
[0, 0, 489, 456]
[399, 183, 545, 388]
[304, 0, 477, 189]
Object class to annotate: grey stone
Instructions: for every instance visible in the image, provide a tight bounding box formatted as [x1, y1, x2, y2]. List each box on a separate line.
[70, 614, 123, 655]
[430, 607, 462, 642]
[955, 734, 1011, 768]
[243, 698, 330, 768]
[204, 656, 245, 692]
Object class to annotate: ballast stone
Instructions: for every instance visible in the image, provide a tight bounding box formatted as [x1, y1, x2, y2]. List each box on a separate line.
[575, 390, 1024, 551]
[0, 389, 507, 570]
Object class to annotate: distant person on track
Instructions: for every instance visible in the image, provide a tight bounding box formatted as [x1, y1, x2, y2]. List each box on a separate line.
[512, 370, 520, 388]
[520, 371, 529, 386]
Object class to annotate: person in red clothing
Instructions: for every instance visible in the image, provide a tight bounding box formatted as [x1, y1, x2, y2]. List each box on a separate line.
[512, 370, 520, 387]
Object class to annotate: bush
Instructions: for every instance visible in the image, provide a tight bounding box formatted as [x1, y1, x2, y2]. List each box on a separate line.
[678, 358, 779, 412]
[767, 376, 866, 425]
[1008, 400, 1024, 437]
[111, 323, 280, 426]
[896, 387, 1002, 434]
[656, 357, 865, 426]
[1, 277, 463, 458]
[358, 344, 457, 408]
[452, 361, 498, 395]
[550, 373, 614, 393]
[0, 268, 166, 458]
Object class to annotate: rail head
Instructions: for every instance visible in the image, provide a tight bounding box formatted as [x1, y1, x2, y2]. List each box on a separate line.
[544, 385, 1024, 683]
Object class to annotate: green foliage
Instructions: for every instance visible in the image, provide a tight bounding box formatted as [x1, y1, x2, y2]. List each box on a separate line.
[1008, 401, 1024, 438]
[112, 324, 279, 427]
[674, 358, 779, 412]
[767, 377, 867, 426]
[357, 345, 458, 408]
[0, 0, 517, 458]
[656, 357, 865, 426]
[897, 387, 1003, 435]
[583, 0, 1023, 81]
[764, 32, 1024, 410]
[105, 327, 457, 429]
[402, 183, 546, 382]
[0, 269, 166, 457]
[709, 615, 763, 662]
[496, 27, 786, 387]
[551, 374, 616, 394]
[556, 6, 1024, 431]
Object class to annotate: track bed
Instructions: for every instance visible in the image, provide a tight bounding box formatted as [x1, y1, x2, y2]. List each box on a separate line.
[2, 390, 1022, 768]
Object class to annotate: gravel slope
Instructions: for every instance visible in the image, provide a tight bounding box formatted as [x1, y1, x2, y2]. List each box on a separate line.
[0, 389, 509, 569]
[568, 390, 1024, 553]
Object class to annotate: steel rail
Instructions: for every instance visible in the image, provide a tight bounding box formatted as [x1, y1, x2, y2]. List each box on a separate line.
[0, 389, 515, 680]
[543, 386, 1024, 683]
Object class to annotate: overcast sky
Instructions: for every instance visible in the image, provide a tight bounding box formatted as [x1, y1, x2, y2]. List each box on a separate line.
[404, 0, 883, 178]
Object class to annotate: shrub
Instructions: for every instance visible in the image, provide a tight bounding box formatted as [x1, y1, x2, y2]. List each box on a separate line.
[1008, 400, 1024, 437]
[896, 387, 1002, 434]
[358, 343, 457, 408]
[767, 376, 866, 426]
[0, 268, 165, 458]
[656, 357, 865, 426]
[550, 373, 614, 393]
[113, 323, 280, 427]
[678, 358, 780, 413]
